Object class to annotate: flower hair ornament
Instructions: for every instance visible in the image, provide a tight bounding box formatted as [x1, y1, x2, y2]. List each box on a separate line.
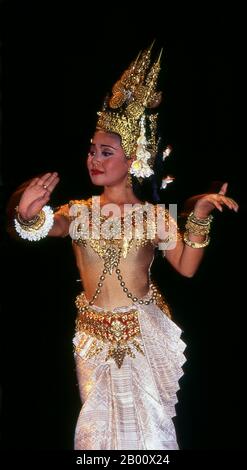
[96, 43, 166, 181]
[130, 116, 154, 178]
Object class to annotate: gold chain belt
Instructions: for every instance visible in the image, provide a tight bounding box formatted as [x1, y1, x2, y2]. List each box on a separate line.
[74, 290, 171, 368]
[75, 307, 140, 343]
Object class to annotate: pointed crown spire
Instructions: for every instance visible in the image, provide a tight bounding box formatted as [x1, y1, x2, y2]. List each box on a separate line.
[96, 42, 163, 164]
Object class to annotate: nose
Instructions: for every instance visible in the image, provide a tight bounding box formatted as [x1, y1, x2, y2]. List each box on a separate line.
[91, 153, 102, 167]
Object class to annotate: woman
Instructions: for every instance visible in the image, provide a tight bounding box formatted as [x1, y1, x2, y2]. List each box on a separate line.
[13, 45, 238, 450]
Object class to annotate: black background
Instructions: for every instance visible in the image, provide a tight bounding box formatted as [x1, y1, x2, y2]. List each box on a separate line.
[0, 2, 245, 450]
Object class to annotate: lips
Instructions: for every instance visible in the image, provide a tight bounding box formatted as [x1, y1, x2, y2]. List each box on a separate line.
[91, 169, 104, 175]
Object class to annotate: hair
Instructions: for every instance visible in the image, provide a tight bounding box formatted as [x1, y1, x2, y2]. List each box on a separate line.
[111, 130, 166, 204]
[132, 151, 164, 204]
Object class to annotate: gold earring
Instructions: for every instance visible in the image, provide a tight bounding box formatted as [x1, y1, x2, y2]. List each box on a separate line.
[126, 168, 132, 187]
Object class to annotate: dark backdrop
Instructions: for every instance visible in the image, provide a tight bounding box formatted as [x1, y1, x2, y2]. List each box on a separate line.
[0, 3, 244, 450]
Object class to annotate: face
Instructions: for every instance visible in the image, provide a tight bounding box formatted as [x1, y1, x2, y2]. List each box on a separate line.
[87, 130, 129, 186]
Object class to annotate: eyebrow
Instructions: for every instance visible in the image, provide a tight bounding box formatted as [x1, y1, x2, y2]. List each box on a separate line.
[90, 143, 119, 150]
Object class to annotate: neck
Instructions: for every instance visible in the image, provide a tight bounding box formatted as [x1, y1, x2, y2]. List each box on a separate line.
[101, 182, 140, 206]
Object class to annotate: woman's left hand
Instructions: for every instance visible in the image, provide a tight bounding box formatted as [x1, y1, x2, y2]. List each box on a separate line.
[193, 182, 239, 218]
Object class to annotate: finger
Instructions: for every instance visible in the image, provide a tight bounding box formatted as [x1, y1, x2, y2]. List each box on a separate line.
[223, 199, 235, 210]
[45, 176, 60, 193]
[218, 182, 228, 195]
[231, 202, 239, 212]
[37, 172, 58, 190]
[42, 172, 58, 186]
[219, 196, 239, 212]
[36, 173, 52, 186]
[218, 194, 232, 206]
[28, 177, 41, 188]
[227, 197, 236, 204]
[227, 197, 239, 211]
[214, 201, 223, 212]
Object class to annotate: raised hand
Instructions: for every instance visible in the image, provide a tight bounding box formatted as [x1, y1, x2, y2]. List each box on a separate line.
[193, 182, 239, 218]
[18, 172, 60, 220]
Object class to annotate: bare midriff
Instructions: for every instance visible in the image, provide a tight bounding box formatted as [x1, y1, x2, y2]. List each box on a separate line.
[73, 242, 155, 310]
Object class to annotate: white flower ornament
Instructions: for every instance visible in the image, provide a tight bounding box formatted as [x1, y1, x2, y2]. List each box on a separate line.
[130, 117, 154, 179]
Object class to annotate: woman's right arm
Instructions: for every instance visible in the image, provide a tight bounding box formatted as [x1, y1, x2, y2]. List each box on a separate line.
[8, 172, 70, 238]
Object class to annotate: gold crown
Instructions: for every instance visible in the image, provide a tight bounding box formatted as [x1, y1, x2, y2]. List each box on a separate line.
[96, 43, 163, 162]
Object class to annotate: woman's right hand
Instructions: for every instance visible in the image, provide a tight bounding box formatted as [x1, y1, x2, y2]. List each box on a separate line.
[17, 172, 60, 220]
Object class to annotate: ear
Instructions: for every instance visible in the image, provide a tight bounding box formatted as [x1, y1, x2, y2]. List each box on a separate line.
[127, 154, 136, 168]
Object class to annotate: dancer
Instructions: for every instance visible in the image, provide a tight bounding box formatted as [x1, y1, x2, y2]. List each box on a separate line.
[12, 44, 238, 450]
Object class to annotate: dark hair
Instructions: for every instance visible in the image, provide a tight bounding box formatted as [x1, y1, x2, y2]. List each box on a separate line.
[132, 151, 165, 204]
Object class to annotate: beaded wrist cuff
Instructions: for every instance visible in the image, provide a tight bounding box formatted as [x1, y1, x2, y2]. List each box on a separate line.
[14, 205, 54, 241]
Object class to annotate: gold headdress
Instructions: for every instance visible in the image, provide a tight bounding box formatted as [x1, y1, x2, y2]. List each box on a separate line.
[96, 43, 163, 179]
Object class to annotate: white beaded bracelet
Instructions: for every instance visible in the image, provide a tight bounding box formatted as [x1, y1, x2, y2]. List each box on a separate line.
[14, 205, 54, 241]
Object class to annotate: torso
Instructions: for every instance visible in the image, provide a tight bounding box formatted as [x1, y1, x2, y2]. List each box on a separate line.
[57, 196, 175, 310]
[73, 240, 155, 310]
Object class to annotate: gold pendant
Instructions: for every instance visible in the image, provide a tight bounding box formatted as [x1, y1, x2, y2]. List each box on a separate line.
[105, 342, 135, 369]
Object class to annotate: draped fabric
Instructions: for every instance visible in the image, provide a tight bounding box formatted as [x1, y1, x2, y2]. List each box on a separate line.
[73, 300, 186, 450]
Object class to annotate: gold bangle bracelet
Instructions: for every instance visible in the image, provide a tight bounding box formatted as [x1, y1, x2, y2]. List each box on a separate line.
[185, 219, 211, 235]
[183, 231, 210, 248]
[187, 211, 213, 226]
[15, 207, 40, 226]
[15, 209, 46, 231]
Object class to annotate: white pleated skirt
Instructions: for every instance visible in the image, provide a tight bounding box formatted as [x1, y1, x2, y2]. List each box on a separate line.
[73, 299, 186, 450]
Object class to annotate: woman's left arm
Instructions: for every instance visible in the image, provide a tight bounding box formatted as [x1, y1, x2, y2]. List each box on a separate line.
[164, 183, 239, 277]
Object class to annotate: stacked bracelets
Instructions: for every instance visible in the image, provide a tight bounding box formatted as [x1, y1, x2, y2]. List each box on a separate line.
[14, 205, 54, 241]
[183, 211, 213, 248]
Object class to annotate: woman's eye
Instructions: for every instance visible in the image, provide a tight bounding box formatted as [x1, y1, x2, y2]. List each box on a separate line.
[102, 151, 113, 157]
[88, 149, 113, 158]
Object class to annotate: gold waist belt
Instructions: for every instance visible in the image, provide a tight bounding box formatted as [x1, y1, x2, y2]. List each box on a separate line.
[75, 307, 141, 343]
[74, 291, 171, 368]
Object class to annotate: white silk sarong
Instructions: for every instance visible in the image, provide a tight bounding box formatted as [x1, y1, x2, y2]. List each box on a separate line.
[73, 300, 186, 450]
